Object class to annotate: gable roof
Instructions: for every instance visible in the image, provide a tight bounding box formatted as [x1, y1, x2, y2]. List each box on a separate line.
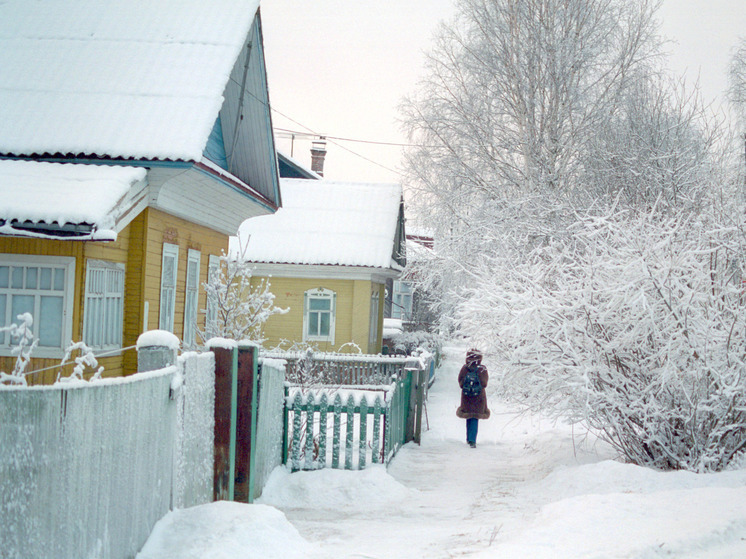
[0, 0, 261, 162]
[0, 160, 147, 240]
[277, 151, 322, 180]
[234, 179, 404, 269]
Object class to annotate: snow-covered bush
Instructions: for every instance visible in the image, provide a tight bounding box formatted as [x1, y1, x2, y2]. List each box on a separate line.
[201, 252, 288, 344]
[0, 313, 37, 385]
[0, 315, 105, 385]
[462, 205, 746, 471]
[56, 341, 104, 383]
[389, 330, 443, 364]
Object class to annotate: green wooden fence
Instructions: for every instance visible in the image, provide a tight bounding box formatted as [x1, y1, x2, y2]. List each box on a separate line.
[283, 365, 426, 471]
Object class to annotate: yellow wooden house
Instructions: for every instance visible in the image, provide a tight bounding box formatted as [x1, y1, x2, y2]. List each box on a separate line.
[0, 1, 281, 383]
[233, 178, 406, 354]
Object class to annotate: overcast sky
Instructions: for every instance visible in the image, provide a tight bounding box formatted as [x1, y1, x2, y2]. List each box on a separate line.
[260, 0, 746, 184]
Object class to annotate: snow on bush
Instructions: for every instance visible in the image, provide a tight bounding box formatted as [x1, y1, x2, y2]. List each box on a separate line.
[461, 206, 746, 472]
[0, 313, 37, 385]
[200, 251, 288, 344]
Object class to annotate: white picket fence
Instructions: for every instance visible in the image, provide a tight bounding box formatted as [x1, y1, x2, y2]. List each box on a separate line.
[0, 352, 215, 559]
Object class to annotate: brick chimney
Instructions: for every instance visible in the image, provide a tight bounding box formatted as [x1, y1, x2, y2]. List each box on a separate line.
[310, 136, 327, 177]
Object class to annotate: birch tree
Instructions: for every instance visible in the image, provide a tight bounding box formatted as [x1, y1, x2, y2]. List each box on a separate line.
[402, 0, 743, 470]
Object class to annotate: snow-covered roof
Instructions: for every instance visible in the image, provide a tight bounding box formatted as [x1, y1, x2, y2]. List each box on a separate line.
[0, 160, 146, 240]
[234, 179, 403, 269]
[277, 151, 322, 180]
[0, 0, 260, 161]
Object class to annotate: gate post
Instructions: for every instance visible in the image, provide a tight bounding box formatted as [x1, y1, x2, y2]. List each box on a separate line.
[235, 342, 259, 503]
[208, 340, 238, 502]
[136, 330, 179, 372]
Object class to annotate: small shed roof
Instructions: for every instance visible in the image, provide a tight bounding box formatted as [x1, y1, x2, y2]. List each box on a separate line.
[0, 0, 260, 161]
[234, 179, 403, 269]
[0, 160, 146, 240]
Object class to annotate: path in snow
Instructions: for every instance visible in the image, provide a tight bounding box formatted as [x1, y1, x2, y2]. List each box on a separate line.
[259, 345, 614, 558]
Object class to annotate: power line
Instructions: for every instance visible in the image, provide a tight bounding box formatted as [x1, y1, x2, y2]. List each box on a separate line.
[245, 88, 408, 176]
[275, 127, 427, 148]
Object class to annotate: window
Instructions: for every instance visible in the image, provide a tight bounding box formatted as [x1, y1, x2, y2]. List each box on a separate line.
[83, 260, 125, 350]
[159, 243, 179, 332]
[0, 254, 75, 358]
[303, 287, 335, 343]
[204, 254, 221, 340]
[183, 249, 201, 348]
[392, 280, 413, 321]
[369, 289, 380, 348]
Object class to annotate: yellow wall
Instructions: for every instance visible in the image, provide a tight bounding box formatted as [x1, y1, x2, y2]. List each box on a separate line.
[256, 275, 385, 354]
[0, 207, 227, 384]
[139, 208, 227, 338]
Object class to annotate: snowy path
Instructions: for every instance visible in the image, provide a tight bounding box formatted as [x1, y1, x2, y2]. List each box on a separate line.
[142, 345, 746, 558]
[259, 346, 615, 558]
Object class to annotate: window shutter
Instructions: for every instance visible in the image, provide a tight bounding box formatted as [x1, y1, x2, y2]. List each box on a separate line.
[183, 249, 201, 348]
[159, 243, 179, 332]
[205, 254, 220, 339]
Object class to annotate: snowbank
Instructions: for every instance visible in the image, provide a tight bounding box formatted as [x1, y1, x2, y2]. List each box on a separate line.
[135, 501, 313, 559]
[258, 464, 413, 510]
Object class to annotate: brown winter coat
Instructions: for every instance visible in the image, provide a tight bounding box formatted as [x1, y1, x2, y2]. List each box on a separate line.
[456, 363, 490, 420]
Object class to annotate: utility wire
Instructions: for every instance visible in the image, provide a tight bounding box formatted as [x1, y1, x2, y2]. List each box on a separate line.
[244, 88, 409, 176]
[275, 127, 429, 148]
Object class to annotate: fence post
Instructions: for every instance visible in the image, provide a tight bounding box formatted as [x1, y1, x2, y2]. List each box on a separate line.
[332, 393, 342, 469]
[413, 367, 426, 444]
[318, 392, 328, 469]
[345, 394, 355, 470]
[235, 343, 258, 503]
[136, 330, 179, 372]
[207, 341, 238, 502]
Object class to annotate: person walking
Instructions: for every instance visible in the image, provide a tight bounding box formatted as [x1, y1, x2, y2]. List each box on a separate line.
[457, 348, 490, 448]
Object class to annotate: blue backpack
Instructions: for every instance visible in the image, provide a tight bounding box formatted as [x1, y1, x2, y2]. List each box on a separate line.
[462, 366, 482, 397]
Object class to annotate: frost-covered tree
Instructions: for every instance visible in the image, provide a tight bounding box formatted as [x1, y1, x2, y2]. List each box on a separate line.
[201, 252, 288, 344]
[401, 0, 665, 333]
[730, 38, 746, 126]
[402, 0, 661, 198]
[581, 76, 721, 212]
[402, 0, 744, 471]
[460, 203, 746, 471]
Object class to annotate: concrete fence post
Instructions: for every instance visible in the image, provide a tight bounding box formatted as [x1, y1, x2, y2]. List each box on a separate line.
[136, 330, 180, 372]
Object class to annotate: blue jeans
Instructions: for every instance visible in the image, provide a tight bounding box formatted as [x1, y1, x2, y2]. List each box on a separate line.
[466, 418, 479, 443]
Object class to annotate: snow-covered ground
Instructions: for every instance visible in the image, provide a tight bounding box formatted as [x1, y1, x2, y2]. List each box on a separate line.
[138, 346, 746, 558]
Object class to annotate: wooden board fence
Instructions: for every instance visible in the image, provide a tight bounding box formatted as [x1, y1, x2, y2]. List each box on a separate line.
[284, 387, 394, 471]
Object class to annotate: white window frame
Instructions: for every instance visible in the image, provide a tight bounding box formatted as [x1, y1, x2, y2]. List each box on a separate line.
[303, 287, 336, 344]
[183, 249, 201, 348]
[0, 254, 75, 358]
[369, 289, 380, 348]
[83, 260, 125, 351]
[204, 254, 221, 340]
[392, 280, 414, 321]
[159, 243, 179, 333]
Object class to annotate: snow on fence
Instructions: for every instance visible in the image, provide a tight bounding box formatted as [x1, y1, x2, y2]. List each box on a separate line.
[252, 357, 286, 499]
[0, 352, 215, 559]
[173, 351, 215, 509]
[261, 350, 411, 385]
[284, 370, 415, 471]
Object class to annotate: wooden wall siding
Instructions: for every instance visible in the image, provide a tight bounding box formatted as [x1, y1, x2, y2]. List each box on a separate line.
[252, 276, 378, 353]
[350, 280, 372, 353]
[1, 207, 228, 383]
[219, 16, 280, 206]
[371, 283, 385, 354]
[141, 208, 228, 345]
[147, 167, 270, 238]
[0, 227, 133, 382]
